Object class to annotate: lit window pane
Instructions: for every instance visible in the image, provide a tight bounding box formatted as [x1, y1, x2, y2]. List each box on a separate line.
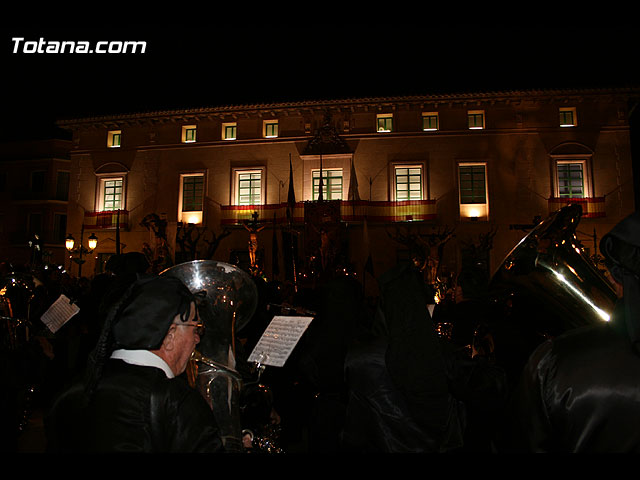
[459, 165, 486, 203]
[558, 163, 584, 197]
[377, 116, 393, 132]
[237, 171, 261, 205]
[265, 122, 278, 137]
[312, 170, 343, 200]
[182, 175, 204, 211]
[423, 115, 438, 131]
[103, 178, 123, 210]
[468, 112, 485, 129]
[395, 166, 422, 201]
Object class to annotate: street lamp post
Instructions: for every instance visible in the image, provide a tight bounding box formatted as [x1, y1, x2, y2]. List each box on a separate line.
[65, 224, 98, 277]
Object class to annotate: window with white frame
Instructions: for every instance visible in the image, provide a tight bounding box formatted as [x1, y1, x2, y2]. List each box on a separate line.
[263, 120, 279, 138]
[107, 130, 122, 148]
[376, 114, 393, 133]
[458, 163, 488, 220]
[559, 107, 577, 127]
[98, 177, 125, 211]
[394, 166, 423, 201]
[236, 170, 263, 205]
[222, 123, 237, 140]
[422, 112, 439, 131]
[182, 125, 197, 143]
[467, 110, 485, 130]
[179, 173, 205, 224]
[554, 159, 590, 198]
[312, 169, 343, 200]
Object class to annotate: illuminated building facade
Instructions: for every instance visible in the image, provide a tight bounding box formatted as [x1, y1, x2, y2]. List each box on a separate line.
[50, 88, 637, 289]
[0, 139, 73, 268]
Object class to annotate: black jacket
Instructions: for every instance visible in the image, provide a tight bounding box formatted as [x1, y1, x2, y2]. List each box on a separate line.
[46, 359, 224, 453]
[498, 319, 640, 453]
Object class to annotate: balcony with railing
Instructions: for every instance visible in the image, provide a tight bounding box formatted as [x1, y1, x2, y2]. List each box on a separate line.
[548, 197, 605, 218]
[83, 210, 129, 229]
[220, 200, 437, 225]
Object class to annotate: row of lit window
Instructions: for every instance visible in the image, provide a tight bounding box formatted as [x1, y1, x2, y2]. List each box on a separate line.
[95, 159, 586, 224]
[97, 166, 488, 222]
[381, 107, 577, 132]
[105, 108, 578, 148]
[106, 120, 279, 148]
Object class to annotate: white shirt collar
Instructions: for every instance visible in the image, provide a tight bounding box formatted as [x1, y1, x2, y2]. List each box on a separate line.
[110, 349, 175, 378]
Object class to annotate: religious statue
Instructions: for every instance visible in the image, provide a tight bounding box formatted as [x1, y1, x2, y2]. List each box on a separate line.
[244, 211, 265, 270]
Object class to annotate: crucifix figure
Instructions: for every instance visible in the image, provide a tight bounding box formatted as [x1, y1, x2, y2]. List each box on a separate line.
[243, 211, 265, 269]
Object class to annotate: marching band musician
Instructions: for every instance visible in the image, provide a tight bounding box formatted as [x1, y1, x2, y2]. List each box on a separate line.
[45, 275, 224, 453]
[497, 212, 640, 452]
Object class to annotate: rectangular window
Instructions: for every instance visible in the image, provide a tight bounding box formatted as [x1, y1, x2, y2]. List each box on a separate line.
[56, 171, 70, 200]
[223, 123, 237, 140]
[31, 170, 46, 193]
[458, 163, 489, 220]
[182, 125, 197, 143]
[108, 130, 122, 148]
[467, 110, 485, 130]
[264, 121, 279, 138]
[376, 114, 393, 133]
[559, 107, 577, 127]
[97, 175, 126, 212]
[103, 178, 123, 211]
[53, 213, 67, 244]
[232, 168, 265, 206]
[557, 162, 584, 198]
[182, 175, 204, 211]
[459, 165, 486, 203]
[395, 166, 423, 200]
[179, 173, 205, 224]
[422, 113, 439, 131]
[237, 171, 262, 205]
[312, 169, 343, 200]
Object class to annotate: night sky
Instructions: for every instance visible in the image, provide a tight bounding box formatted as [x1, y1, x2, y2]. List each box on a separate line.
[2, 20, 639, 143]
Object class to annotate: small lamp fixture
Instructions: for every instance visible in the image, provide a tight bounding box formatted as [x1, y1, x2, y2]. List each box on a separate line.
[65, 234, 75, 251]
[88, 233, 98, 250]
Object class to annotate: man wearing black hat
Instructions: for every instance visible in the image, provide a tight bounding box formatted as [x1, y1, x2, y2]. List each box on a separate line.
[45, 275, 224, 453]
[496, 212, 640, 452]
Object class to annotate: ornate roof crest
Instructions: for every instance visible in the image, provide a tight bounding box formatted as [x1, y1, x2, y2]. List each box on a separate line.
[302, 110, 352, 155]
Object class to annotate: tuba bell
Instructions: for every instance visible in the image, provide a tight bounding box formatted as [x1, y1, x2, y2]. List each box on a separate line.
[487, 204, 618, 381]
[161, 260, 258, 452]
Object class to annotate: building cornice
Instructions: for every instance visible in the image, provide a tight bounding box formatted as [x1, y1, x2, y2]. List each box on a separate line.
[56, 86, 640, 130]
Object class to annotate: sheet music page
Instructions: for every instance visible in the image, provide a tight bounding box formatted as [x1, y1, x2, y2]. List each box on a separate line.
[40, 294, 80, 333]
[248, 315, 313, 367]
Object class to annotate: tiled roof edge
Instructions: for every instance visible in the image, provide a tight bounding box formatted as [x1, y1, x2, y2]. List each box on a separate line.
[56, 86, 640, 127]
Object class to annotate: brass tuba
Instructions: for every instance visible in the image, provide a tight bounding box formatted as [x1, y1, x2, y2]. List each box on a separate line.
[487, 204, 618, 378]
[161, 260, 258, 452]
